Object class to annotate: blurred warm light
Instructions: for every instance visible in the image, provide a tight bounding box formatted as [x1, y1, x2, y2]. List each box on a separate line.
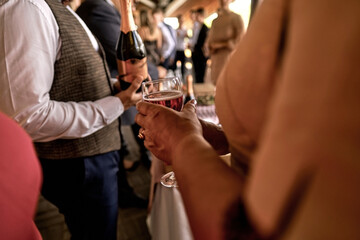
[187, 29, 193, 38]
[205, 0, 251, 29]
[185, 62, 193, 70]
[184, 49, 192, 58]
[230, 0, 251, 29]
[164, 17, 179, 29]
[204, 13, 218, 27]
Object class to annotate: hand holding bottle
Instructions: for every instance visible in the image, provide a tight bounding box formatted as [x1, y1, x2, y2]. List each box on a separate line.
[115, 75, 143, 110]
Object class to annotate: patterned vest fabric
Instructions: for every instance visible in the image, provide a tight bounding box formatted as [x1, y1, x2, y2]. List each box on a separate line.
[35, 0, 121, 159]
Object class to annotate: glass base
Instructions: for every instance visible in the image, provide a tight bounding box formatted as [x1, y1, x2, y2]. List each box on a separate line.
[160, 171, 178, 188]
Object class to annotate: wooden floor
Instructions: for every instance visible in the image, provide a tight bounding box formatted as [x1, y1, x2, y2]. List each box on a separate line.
[117, 163, 152, 240]
[35, 126, 152, 240]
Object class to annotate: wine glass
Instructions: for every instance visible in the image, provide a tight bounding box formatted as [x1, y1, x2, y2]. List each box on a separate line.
[142, 77, 184, 187]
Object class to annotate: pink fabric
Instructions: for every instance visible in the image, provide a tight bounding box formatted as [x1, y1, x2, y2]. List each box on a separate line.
[197, 105, 219, 124]
[0, 112, 42, 240]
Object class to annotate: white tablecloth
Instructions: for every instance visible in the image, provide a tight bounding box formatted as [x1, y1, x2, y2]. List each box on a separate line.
[148, 183, 193, 240]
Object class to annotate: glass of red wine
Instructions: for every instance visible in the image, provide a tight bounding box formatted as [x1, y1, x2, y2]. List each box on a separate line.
[142, 77, 184, 187]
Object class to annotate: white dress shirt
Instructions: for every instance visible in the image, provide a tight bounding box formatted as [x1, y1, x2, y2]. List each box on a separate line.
[175, 27, 187, 51]
[158, 22, 176, 59]
[0, 0, 124, 142]
[189, 21, 200, 51]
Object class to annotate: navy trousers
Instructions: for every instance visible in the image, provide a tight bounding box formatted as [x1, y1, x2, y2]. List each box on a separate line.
[40, 151, 120, 240]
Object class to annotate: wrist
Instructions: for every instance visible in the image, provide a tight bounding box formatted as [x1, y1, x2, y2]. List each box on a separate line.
[172, 133, 204, 169]
[96, 96, 123, 124]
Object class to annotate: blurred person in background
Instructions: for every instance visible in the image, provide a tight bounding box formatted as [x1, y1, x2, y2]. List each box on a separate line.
[192, 8, 209, 83]
[192, 7, 209, 83]
[152, 7, 176, 71]
[138, 9, 167, 78]
[170, 14, 189, 79]
[205, 0, 244, 85]
[188, 9, 200, 53]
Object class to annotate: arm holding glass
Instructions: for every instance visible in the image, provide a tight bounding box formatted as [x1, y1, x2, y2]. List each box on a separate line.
[135, 101, 243, 239]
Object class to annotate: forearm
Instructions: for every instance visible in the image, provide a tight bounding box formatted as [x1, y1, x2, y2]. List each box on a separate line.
[15, 96, 123, 142]
[172, 134, 244, 240]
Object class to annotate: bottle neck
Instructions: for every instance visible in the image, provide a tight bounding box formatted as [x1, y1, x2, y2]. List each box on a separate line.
[119, 0, 136, 33]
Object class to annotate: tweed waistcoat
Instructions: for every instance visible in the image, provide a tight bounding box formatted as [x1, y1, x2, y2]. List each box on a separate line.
[35, 0, 121, 159]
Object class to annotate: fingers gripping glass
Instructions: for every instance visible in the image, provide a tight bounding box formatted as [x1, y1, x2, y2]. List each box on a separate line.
[141, 77, 183, 187]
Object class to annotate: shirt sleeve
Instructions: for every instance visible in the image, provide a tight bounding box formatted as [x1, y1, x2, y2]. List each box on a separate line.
[0, 0, 124, 142]
[189, 22, 201, 49]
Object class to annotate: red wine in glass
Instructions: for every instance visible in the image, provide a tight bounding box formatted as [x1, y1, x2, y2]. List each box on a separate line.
[143, 90, 184, 111]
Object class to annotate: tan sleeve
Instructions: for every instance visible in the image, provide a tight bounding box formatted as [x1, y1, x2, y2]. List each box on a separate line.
[246, 0, 360, 238]
[232, 12, 244, 43]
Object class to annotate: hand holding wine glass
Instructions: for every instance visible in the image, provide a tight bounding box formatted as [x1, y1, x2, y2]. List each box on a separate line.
[136, 77, 202, 187]
[136, 101, 201, 162]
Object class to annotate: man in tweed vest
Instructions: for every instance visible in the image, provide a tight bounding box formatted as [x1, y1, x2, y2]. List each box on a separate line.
[0, 0, 143, 239]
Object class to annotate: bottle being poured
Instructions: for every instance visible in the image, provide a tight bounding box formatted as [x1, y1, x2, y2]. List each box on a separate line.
[116, 0, 148, 92]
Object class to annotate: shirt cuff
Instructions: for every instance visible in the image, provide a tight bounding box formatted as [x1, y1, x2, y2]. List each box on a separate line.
[95, 96, 124, 124]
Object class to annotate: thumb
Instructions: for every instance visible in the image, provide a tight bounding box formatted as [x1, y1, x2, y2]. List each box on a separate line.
[183, 99, 197, 114]
[127, 76, 143, 93]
